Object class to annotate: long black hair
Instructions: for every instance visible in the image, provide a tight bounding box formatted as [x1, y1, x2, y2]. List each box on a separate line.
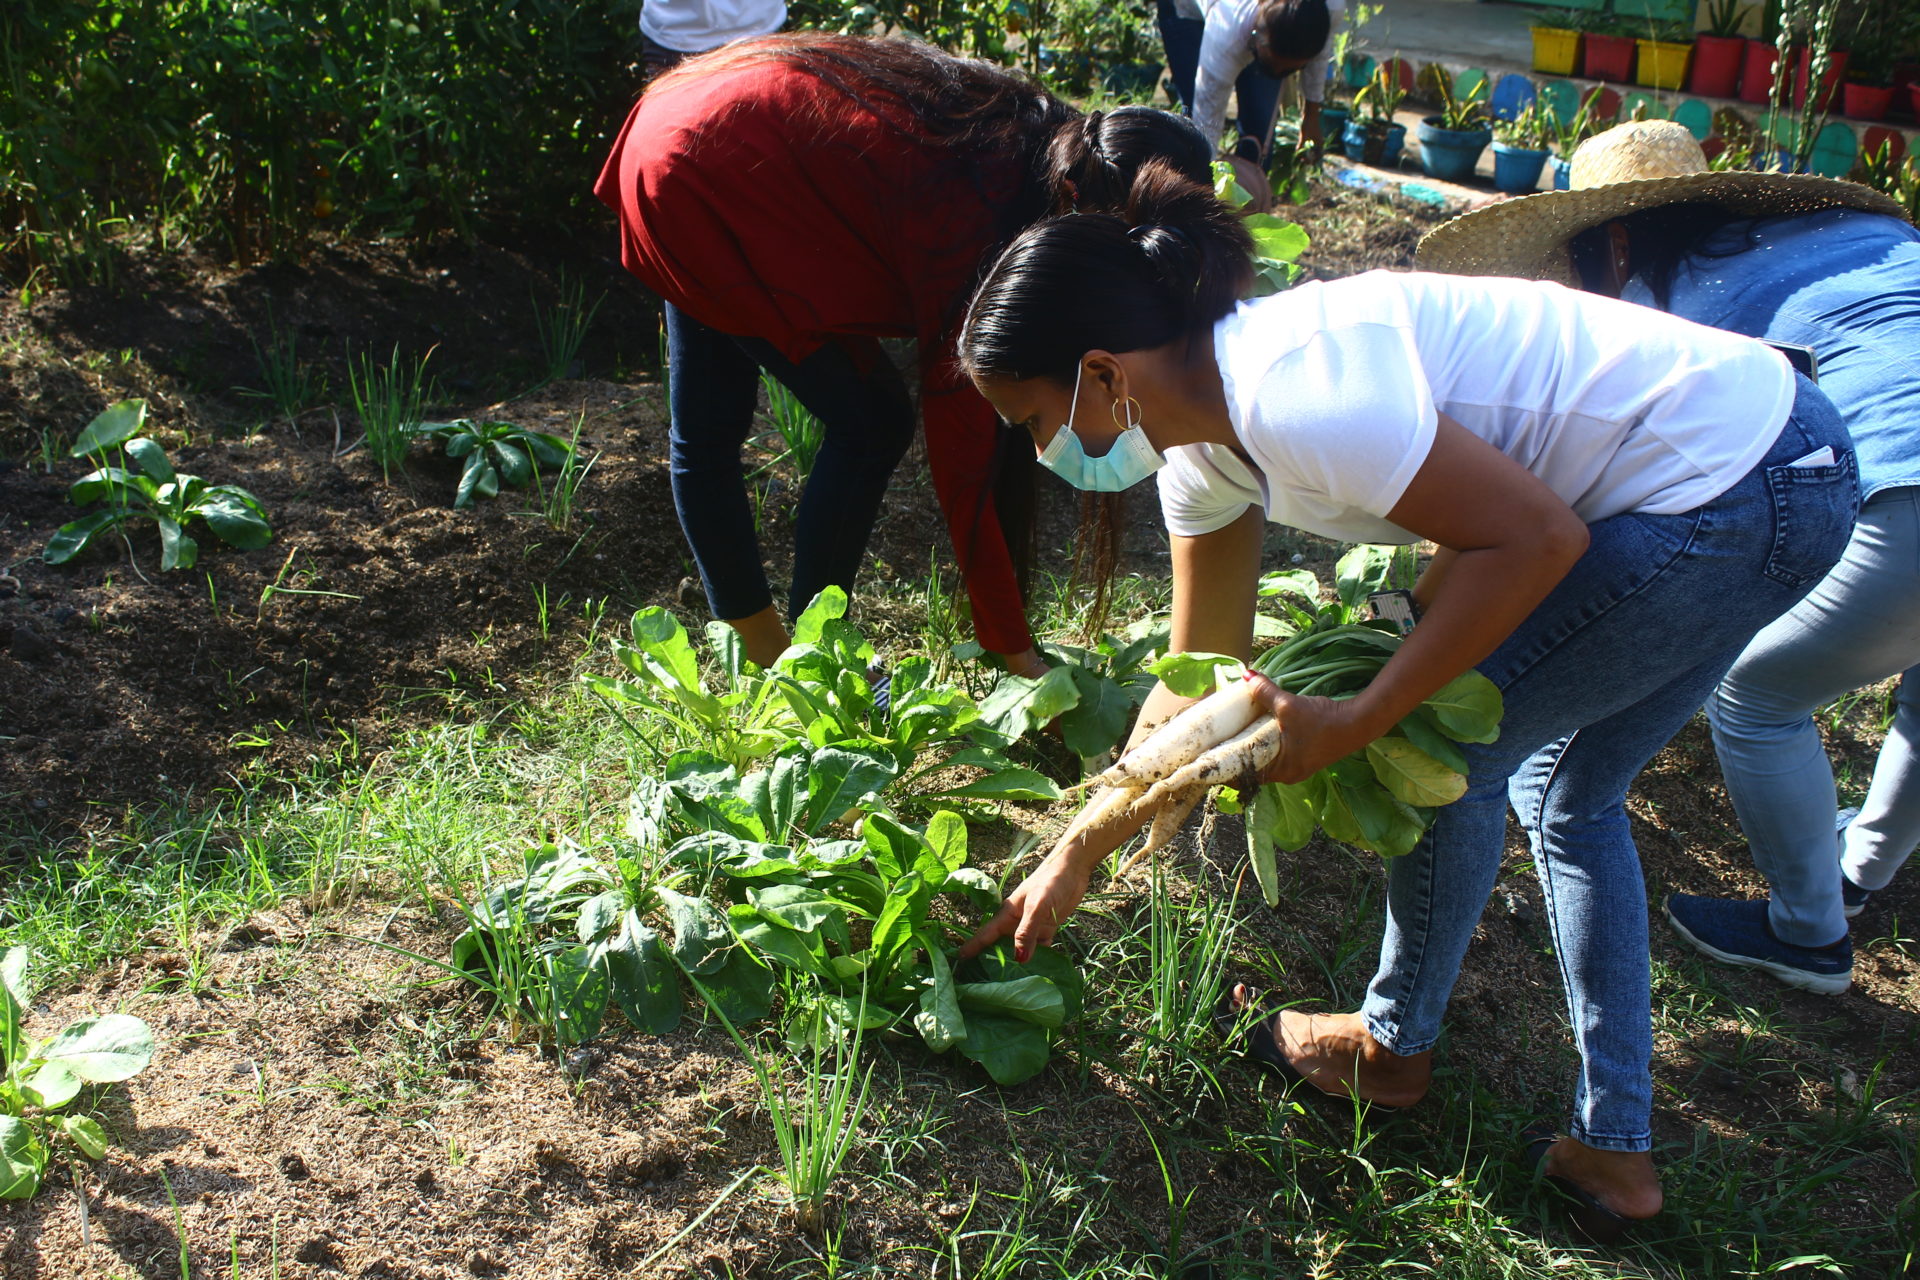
[1569, 202, 1767, 308]
[960, 162, 1255, 386]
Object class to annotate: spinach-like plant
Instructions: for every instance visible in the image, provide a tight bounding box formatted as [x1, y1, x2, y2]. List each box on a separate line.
[677, 810, 1084, 1085]
[1212, 160, 1311, 294]
[589, 590, 1060, 805]
[1, 947, 156, 1199]
[44, 400, 273, 571]
[414, 418, 575, 509]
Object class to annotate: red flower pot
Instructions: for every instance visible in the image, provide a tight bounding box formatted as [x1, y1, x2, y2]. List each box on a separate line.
[1844, 81, 1893, 121]
[1910, 81, 1920, 121]
[1794, 46, 1849, 110]
[1691, 33, 1744, 98]
[1583, 33, 1637, 84]
[1740, 38, 1781, 104]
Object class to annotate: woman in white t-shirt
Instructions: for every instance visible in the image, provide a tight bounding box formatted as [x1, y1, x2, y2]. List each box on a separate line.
[951, 166, 1859, 1237]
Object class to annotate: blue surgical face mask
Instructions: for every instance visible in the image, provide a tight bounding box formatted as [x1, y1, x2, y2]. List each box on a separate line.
[1037, 363, 1165, 493]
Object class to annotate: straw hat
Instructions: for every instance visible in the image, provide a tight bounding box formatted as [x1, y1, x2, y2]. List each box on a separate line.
[1415, 120, 1908, 284]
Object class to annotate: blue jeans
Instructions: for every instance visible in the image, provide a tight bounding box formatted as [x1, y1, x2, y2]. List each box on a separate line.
[1360, 377, 1858, 1152]
[663, 302, 914, 622]
[1708, 486, 1920, 936]
[1155, 0, 1287, 166]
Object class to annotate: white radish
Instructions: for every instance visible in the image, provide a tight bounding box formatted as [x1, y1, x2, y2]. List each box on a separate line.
[1122, 716, 1283, 822]
[1075, 680, 1262, 793]
[1054, 783, 1137, 850]
[1113, 789, 1205, 878]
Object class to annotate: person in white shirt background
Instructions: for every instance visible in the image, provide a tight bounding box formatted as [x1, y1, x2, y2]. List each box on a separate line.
[639, 0, 788, 80]
[951, 162, 1859, 1239]
[1158, 0, 1344, 165]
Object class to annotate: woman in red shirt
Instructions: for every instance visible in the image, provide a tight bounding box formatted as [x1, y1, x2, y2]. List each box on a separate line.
[595, 34, 1211, 671]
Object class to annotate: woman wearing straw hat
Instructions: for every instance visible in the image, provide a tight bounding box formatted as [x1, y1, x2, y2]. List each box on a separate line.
[952, 161, 1860, 1238]
[1420, 120, 1919, 998]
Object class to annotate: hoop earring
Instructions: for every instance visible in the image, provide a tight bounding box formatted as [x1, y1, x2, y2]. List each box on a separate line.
[1111, 395, 1142, 432]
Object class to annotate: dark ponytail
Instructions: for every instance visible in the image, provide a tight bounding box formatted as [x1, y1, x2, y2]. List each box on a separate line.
[960, 162, 1254, 385]
[1044, 106, 1214, 215]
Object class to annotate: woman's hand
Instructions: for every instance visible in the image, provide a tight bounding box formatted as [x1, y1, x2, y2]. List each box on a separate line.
[956, 848, 1094, 964]
[1000, 646, 1050, 679]
[1247, 674, 1375, 785]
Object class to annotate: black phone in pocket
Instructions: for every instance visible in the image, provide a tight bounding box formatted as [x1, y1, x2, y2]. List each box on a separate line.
[1766, 341, 1819, 383]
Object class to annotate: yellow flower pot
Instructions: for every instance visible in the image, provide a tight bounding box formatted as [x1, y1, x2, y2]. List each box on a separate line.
[1531, 26, 1581, 76]
[1636, 38, 1691, 91]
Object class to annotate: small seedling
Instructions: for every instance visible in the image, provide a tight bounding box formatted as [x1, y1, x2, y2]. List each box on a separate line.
[241, 308, 326, 425]
[532, 274, 604, 383]
[414, 418, 575, 509]
[348, 345, 433, 480]
[44, 400, 274, 571]
[1, 946, 156, 1199]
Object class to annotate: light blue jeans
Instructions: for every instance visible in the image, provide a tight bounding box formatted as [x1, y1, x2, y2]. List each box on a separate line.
[1707, 486, 1920, 942]
[1359, 379, 1858, 1152]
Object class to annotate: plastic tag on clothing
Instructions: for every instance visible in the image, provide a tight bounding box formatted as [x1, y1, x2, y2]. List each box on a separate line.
[1787, 447, 1836, 469]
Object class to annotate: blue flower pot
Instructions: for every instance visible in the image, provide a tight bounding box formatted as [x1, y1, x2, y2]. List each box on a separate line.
[1491, 141, 1550, 193]
[1320, 105, 1351, 144]
[1551, 155, 1572, 189]
[1416, 117, 1492, 183]
[1342, 118, 1407, 166]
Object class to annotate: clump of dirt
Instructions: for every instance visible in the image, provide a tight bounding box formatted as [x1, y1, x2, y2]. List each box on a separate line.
[1289, 181, 1452, 279]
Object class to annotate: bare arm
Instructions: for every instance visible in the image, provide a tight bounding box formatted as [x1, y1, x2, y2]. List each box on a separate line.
[958, 506, 1266, 961]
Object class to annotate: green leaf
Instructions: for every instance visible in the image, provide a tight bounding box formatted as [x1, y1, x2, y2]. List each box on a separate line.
[1056, 667, 1132, 758]
[0, 1115, 46, 1199]
[156, 516, 198, 571]
[956, 975, 1065, 1029]
[545, 945, 607, 1046]
[1257, 568, 1323, 603]
[926, 768, 1061, 803]
[43, 508, 127, 564]
[1334, 544, 1397, 616]
[940, 866, 1002, 914]
[490, 440, 532, 488]
[195, 492, 273, 550]
[1424, 670, 1504, 744]
[923, 811, 968, 875]
[790, 586, 849, 646]
[1146, 651, 1245, 699]
[957, 1013, 1051, 1085]
[728, 904, 827, 975]
[122, 437, 175, 484]
[23, 1062, 82, 1110]
[0, 947, 26, 1066]
[655, 885, 732, 975]
[1366, 736, 1468, 807]
[914, 944, 966, 1052]
[1396, 708, 1469, 776]
[975, 666, 1080, 744]
[69, 399, 146, 457]
[748, 883, 847, 934]
[800, 746, 898, 833]
[41, 1014, 153, 1083]
[1247, 786, 1283, 908]
[700, 947, 775, 1025]
[1245, 213, 1311, 262]
[868, 875, 922, 964]
[861, 813, 923, 881]
[602, 912, 680, 1035]
[60, 1115, 110, 1162]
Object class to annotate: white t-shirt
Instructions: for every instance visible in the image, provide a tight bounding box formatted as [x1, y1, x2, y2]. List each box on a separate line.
[640, 0, 786, 54]
[1157, 271, 1796, 542]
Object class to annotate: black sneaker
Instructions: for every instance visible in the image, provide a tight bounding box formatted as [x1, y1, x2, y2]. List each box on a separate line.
[1835, 806, 1869, 919]
[1665, 894, 1853, 995]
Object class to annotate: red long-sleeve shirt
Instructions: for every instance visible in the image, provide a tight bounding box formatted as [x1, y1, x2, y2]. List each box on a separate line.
[593, 53, 1033, 654]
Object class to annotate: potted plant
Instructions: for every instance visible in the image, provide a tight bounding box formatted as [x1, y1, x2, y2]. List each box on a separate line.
[1692, 0, 1749, 97]
[1345, 59, 1409, 167]
[1844, 0, 1896, 121]
[1583, 17, 1639, 84]
[1416, 73, 1492, 183]
[1530, 7, 1584, 77]
[1491, 102, 1553, 193]
[1548, 86, 1614, 189]
[1636, 19, 1695, 91]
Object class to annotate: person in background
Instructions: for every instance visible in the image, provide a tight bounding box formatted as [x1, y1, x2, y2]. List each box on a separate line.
[595, 36, 1213, 671]
[1159, 0, 1344, 165]
[637, 0, 786, 81]
[1418, 120, 1916, 997]
[953, 162, 1857, 1237]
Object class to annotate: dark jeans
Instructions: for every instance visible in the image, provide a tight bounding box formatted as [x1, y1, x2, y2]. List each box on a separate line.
[1155, 0, 1288, 167]
[663, 301, 915, 623]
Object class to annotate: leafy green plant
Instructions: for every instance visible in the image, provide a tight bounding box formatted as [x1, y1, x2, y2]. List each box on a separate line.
[588, 589, 1060, 804]
[1703, 0, 1749, 38]
[1354, 59, 1409, 125]
[241, 309, 326, 425]
[1550, 86, 1616, 161]
[44, 400, 274, 571]
[760, 374, 826, 486]
[1428, 73, 1489, 132]
[1495, 102, 1554, 152]
[413, 418, 575, 509]
[1153, 544, 1501, 889]
[1210, 161, 1311, 294]
[348, 345, 432, 481]
[1, 947, 156, 1199]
